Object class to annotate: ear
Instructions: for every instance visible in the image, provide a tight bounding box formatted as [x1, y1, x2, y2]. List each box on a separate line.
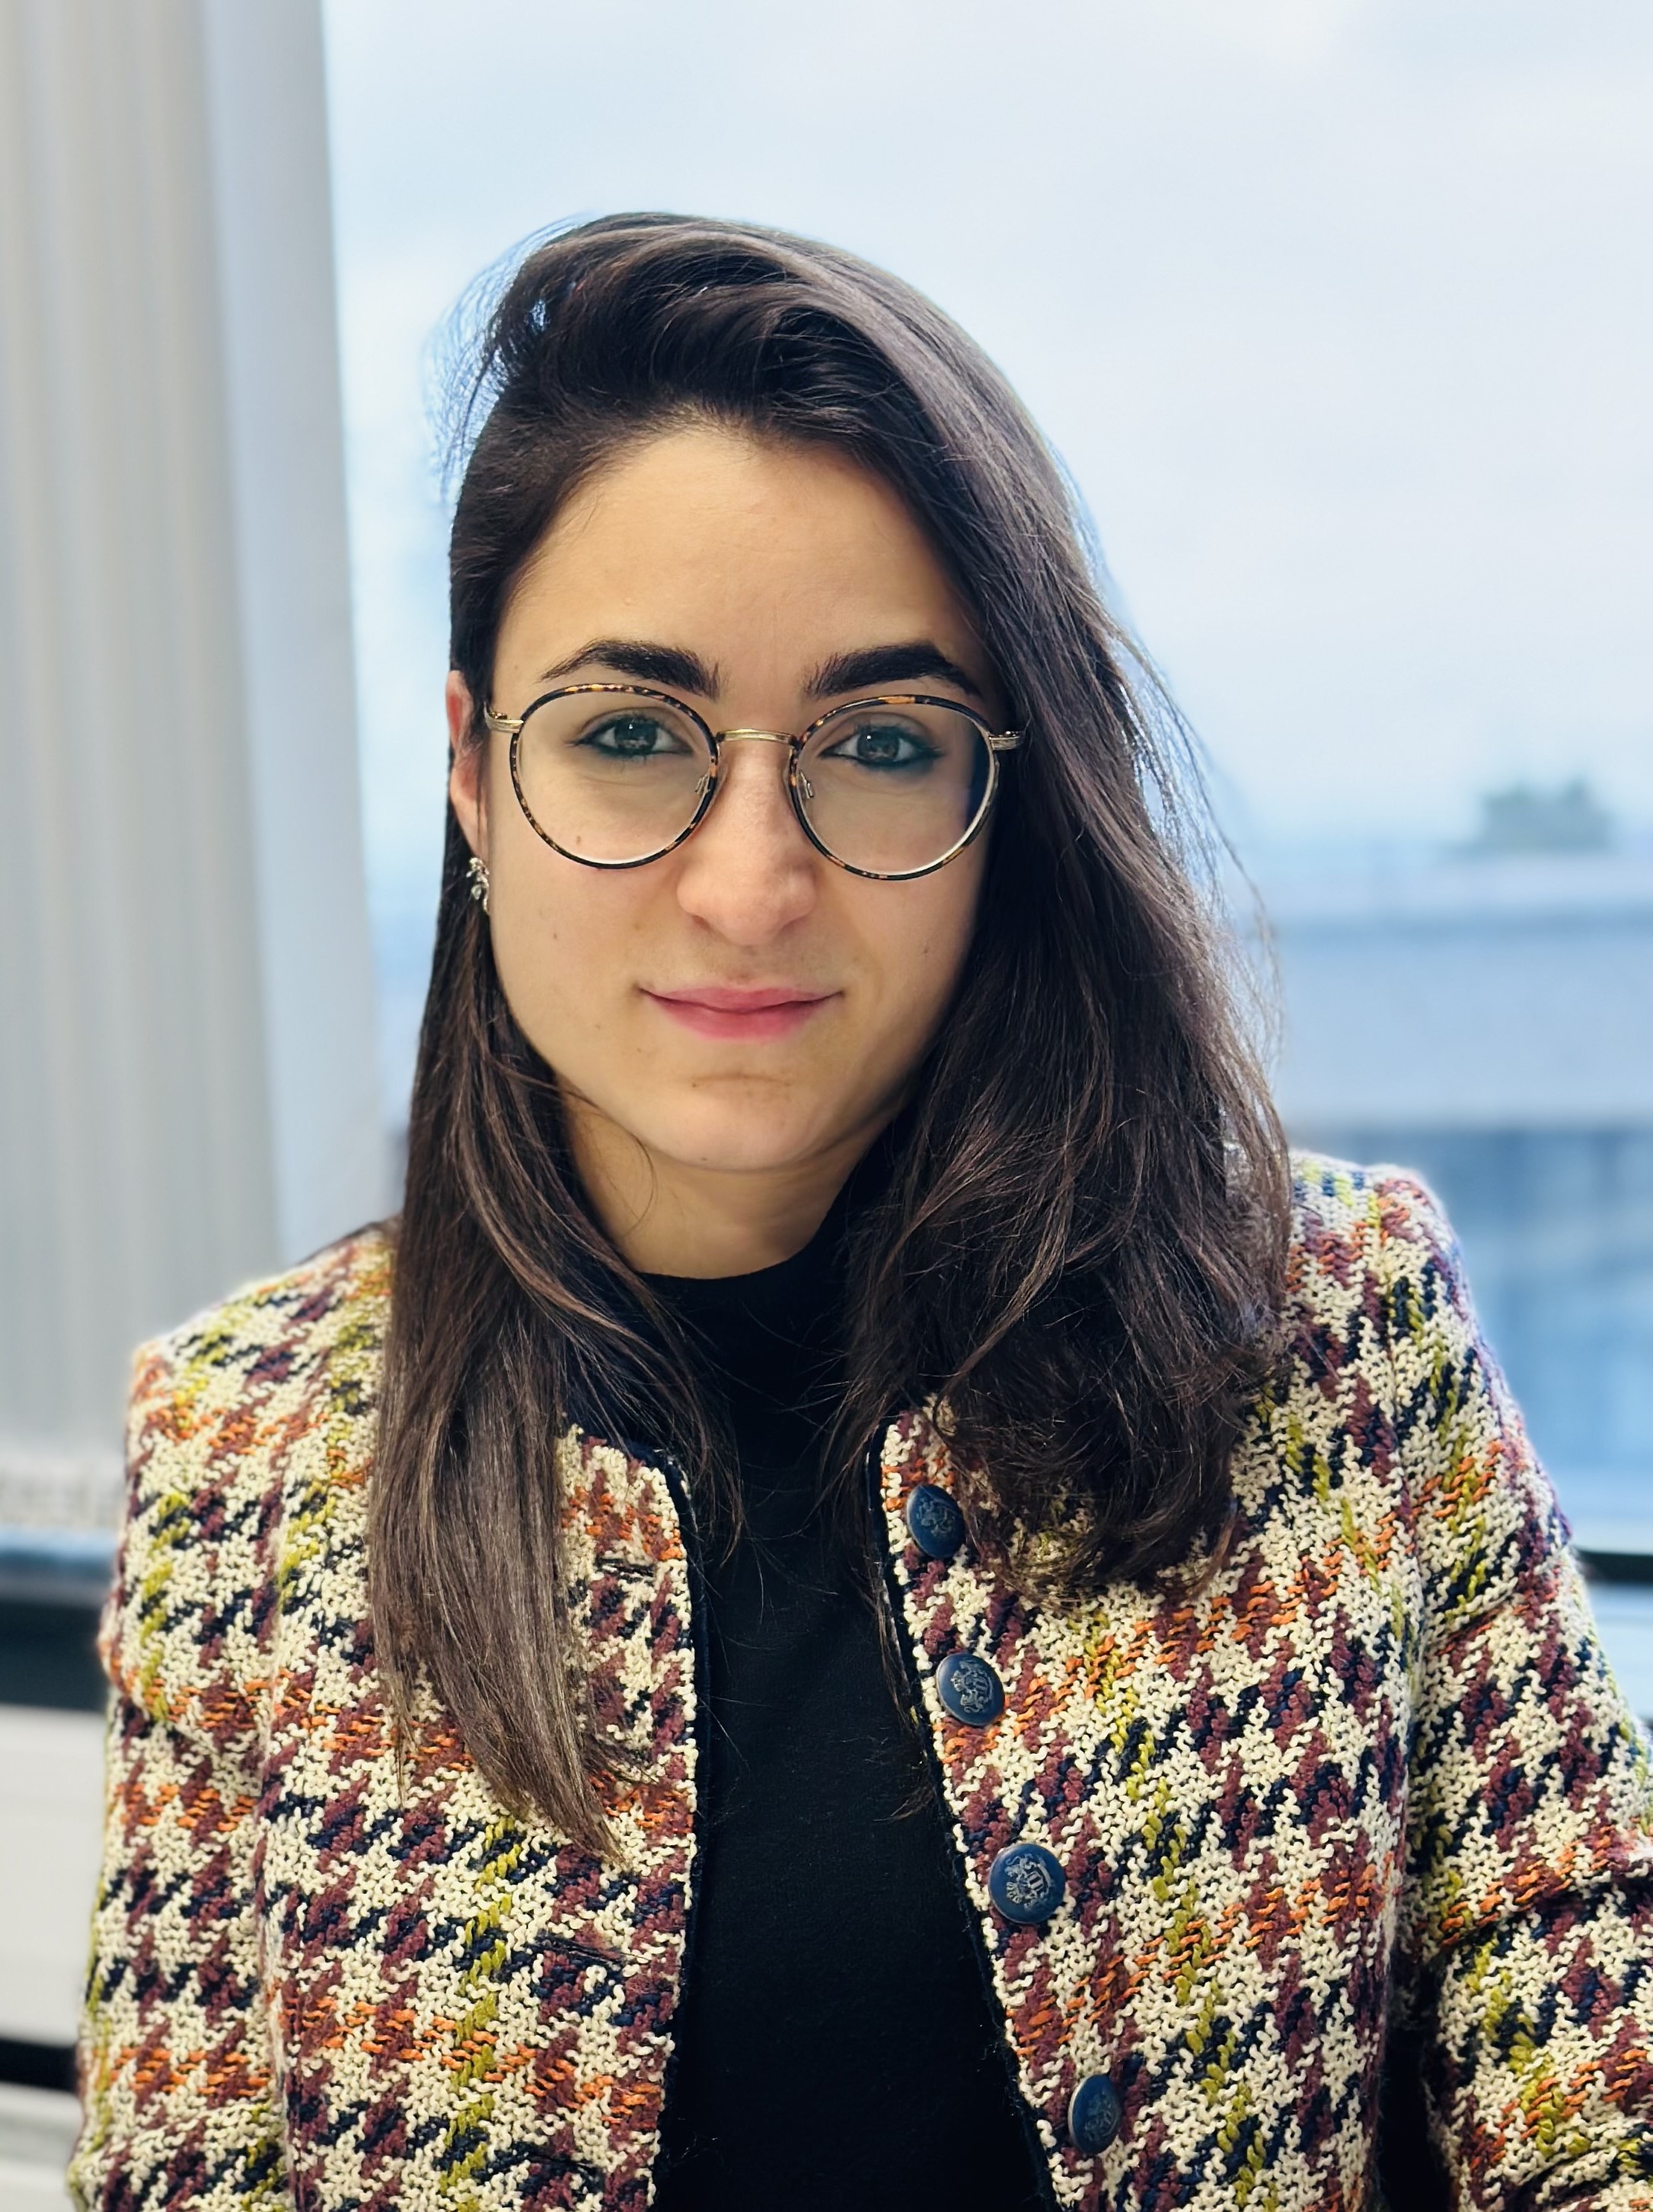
[447, 670, 487, 858]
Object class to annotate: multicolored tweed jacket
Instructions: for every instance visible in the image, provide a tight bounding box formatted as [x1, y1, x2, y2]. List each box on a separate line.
[70, 1159, 1653, 2210]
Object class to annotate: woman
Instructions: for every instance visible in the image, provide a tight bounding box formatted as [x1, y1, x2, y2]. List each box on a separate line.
[71, 215, 1652, 2211]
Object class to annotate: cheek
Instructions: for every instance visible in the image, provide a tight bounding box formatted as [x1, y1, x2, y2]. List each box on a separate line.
[857, 861, 984, 1031]
[487, 850, 651, 1060]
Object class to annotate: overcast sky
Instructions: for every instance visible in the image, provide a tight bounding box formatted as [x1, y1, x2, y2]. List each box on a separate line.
[321, 0, 1651, 936]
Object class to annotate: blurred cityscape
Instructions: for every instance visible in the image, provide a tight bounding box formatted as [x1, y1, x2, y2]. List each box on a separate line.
[1258, 790, 1652, 1551]
[1, 1, 1648, 2201]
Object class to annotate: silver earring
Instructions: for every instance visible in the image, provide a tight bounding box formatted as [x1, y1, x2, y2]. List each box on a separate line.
[467, 854, 490, 913]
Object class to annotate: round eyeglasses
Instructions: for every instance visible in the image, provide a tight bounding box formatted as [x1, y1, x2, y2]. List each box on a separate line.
[482, 685, 1023, 881]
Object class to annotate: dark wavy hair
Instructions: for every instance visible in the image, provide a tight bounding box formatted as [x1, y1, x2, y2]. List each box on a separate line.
[369, 212, 1291, 1845]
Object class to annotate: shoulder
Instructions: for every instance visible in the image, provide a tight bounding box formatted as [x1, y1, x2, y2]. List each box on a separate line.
[1283, 1147, 1481, 1366]
[1287, 1149, 1460, 1298]
[107, 1226, 393, 1724]
[1278, 1149, 1565, 1612]
[128, 1222, 394, 1463]
[1281, 1145, 1497, 1423]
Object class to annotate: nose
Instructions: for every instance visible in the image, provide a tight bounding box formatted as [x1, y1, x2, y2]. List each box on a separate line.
[672, 736, 819, 944]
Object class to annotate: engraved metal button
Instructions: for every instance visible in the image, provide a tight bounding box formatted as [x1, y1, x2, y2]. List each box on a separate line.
[935, 1649, 1005, 1726]
[1068, 2071, 1122, 2153]
[988, 1840, 1065, 1925]
[905, 1482, 965, 1560]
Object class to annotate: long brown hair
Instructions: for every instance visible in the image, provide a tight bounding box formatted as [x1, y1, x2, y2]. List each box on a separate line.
[370, 213, 1290, 1845]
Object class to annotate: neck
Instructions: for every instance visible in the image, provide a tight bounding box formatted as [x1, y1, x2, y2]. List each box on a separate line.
[565, 1097, 892, 1278]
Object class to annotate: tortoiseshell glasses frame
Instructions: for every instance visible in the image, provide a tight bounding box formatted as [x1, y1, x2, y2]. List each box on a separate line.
[482, 683, 1023, 882]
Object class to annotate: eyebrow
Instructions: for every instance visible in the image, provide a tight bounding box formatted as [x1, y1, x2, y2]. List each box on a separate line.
[806, 642, 984, 703]
[537, 639, 719, 693]
[536, 636, 984, 705]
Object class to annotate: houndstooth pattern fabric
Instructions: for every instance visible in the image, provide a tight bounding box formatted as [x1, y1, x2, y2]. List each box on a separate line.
[69, 1161, 1653, 2209]
[69, 1241, 697, 2211]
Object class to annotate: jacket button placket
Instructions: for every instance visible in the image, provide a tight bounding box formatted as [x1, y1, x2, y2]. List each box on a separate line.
[909, 1475, 1100, 2134]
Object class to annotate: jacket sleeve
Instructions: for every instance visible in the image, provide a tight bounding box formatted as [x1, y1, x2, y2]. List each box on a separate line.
[68, 1332, 292, 2210]
[1382, 1171, 1653, 2209]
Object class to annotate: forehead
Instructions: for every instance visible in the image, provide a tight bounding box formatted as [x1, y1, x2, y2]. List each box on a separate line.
[496, 424, 982, 677]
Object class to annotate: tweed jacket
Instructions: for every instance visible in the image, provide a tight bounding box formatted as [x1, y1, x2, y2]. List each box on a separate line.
[69, 1158, 1653, 2211]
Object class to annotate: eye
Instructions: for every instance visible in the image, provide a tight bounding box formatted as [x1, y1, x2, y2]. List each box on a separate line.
[577, 712, 691, 758]
[819, 717, 940, 770]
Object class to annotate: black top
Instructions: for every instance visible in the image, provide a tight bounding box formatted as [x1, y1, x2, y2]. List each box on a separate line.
[646, 1195, 1045, 2211]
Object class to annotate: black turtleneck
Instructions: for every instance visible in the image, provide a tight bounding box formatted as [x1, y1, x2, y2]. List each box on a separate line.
[645, 1194, 1045, 2212]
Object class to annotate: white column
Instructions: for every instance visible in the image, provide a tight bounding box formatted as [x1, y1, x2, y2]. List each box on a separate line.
[0, 0, 385, 1500]
[200, 0, 385, 1266]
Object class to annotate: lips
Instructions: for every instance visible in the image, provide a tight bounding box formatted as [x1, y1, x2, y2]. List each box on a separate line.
[658, 984, 830, 1011]
[643, 983, 836, 1041]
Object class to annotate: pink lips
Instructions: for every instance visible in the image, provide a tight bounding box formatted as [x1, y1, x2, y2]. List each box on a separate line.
[643, 983, 836, 1041]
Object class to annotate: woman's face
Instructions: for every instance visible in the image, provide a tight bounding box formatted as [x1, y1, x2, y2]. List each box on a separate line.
[448, 423, 999, 1264]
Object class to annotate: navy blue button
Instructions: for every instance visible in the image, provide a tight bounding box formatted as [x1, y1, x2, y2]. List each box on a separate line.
[1068, 2072, 1122, 2153]
[988, 1840, 1065, 1924]
[935, 1649, 1004, 1726]
[905, 1483, 965, 1560]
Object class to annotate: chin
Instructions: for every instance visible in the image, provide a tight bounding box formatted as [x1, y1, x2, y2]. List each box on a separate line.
[644, 1098, 841, 1177]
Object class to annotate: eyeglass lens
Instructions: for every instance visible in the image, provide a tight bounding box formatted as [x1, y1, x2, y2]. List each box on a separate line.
[514, 690, 994, 872]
